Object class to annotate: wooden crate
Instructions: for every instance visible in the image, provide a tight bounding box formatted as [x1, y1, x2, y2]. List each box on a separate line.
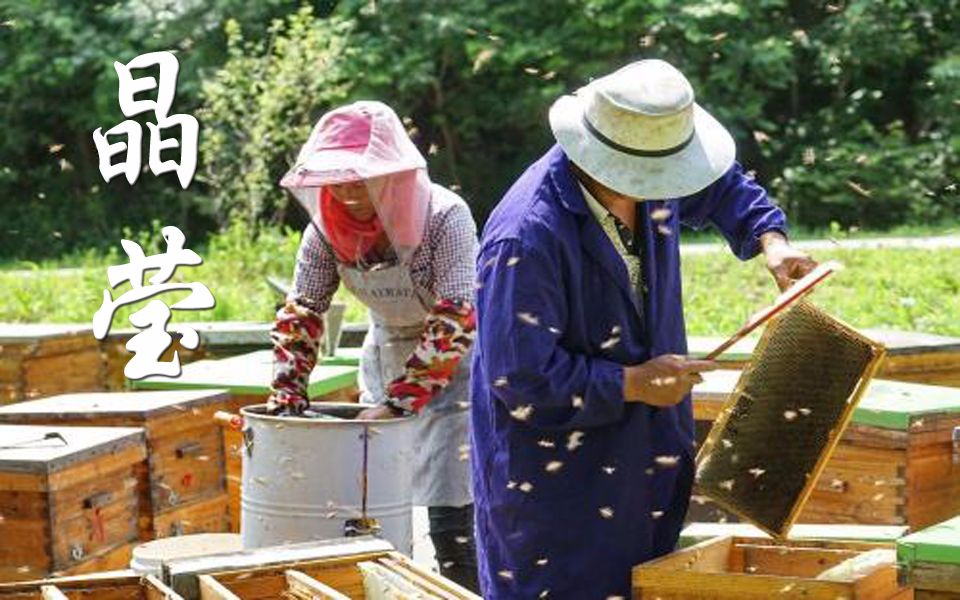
[898, 515, 960, 599]
[692, 371, 960, 530]
[0, 425, 146, 582]
[0, 571, 183, 600]
[0, 325, 105, 404]
[633, 536, 908, 599]
[131, 351, 359, 533]
[689, 329, 960, 388]
[0, 390, 232, 540]
[157, 536, 478, 599]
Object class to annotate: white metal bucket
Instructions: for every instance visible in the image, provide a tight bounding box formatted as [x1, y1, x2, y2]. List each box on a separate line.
[239, 403, 416, 555]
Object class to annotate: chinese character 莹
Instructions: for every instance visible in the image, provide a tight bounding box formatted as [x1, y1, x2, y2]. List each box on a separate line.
[92, 51, 198, 189]
[93, 225, 214, 379]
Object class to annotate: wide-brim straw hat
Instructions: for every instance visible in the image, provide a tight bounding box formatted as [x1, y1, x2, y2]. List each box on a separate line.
[550, 59, 736, 200]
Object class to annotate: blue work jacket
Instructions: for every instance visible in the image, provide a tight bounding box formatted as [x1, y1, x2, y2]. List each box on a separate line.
[470, 145, 786, 599]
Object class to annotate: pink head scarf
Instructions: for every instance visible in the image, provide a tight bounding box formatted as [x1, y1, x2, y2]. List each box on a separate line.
[280, 101, 431, 264]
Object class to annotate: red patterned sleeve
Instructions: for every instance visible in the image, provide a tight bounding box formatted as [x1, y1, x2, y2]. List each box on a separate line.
[385, 298, 476, 413]
[267, 301, 325, 412]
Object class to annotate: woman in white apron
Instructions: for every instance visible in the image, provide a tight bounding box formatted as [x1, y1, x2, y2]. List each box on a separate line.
[267, 101, 478, 591]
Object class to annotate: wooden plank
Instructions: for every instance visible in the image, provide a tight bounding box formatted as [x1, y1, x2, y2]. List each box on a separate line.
[903, 562, 960, 593]
[738, 543, 859, 577]
[198, 575, 241, 600]
[376, 557, 466, 600]
[285, 570, 351, 600]
[143, 574, 186, 600]
[381, 552, 481, 600]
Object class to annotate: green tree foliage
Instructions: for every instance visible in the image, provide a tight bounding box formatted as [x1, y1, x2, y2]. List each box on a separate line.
[334, 0, 959, 228]
[199, 6, 354, 228]
[0, 0, 304, 259]
[0, 0, 957, 261]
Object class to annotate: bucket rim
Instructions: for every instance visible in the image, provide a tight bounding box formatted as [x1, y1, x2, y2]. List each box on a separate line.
[240, 402, 413, 423]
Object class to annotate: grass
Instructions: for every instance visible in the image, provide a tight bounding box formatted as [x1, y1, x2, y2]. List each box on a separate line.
[1, 224, 958, 338]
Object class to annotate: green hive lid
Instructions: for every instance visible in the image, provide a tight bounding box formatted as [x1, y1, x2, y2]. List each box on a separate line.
[860, 328, 960, 355]
[852, 379, 960, 430]
[897, 516, 960, 567]
[687, 336, 757, 361]
[132, 350, 357, 397]
[321, 346, 362, 367]
[0, 323, 93, 343]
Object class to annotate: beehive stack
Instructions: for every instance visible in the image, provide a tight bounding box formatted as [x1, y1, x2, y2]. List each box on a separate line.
[693, 371, 960, 530]
[0, 425, 146, 582]
[0, 325, 105, 404]
[897, 515, 960, 599]
[689, 328, 960, 388]
[0, 390, 232, 541]
[132, 351, 359, 532]
[799, 378, 960, 529]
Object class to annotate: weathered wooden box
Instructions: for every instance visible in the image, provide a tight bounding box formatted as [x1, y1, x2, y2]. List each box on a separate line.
[898, 515, 960, 599]
[0, 390, 232, 540]
[689, 329, 960, 388]
[132, 351, 359, 533]
[161, 536, 478, 600]
[633, 536, 909, 599]
[0, 572, 184, 600]
[692, 371, 960, 530]
[0, 325, 105, 404]
[0, 424, 146, 582]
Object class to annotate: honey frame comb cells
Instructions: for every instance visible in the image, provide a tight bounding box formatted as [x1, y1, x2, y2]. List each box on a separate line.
[695, 301, 886, 537]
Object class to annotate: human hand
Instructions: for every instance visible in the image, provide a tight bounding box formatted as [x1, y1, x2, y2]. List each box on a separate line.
[761, 231, 818, 291]
[624, 354, 719, 407]
[265, 394, 309, 416]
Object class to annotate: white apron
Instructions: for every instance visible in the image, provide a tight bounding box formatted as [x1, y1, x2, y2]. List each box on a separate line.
[338, 261, 473, 507]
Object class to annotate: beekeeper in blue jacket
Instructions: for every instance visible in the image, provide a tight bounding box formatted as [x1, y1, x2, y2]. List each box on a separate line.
[471, 59, 818, 598]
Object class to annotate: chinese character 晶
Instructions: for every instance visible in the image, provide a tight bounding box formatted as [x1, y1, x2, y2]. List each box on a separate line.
[93, 225, 214, 379]
[92, 51, 199, 189]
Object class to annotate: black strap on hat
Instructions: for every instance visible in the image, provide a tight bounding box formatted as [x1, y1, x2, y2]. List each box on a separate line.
[582, 116, 695, 158]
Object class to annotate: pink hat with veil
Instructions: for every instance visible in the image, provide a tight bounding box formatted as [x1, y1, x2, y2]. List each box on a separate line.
[280, 101, 431, 264]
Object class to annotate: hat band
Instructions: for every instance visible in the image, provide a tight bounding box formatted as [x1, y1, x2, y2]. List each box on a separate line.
[582, 116, 695, 158]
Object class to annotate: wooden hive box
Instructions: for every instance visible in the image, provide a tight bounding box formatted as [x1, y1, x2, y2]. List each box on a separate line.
[0, 425, 146, 582]
[131, 351, 359, 533]
[692, 371, 960, 530]
[0, 390, 232, 541]
[898, 515, 960, 599]
[689, 328, 960, 388]
[680, 523, 909, 548]
[158, 536, 479, 600]
[0, 571, 184, 600]
[0, 325, 105, 404]
[633, 536, 909, 599]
